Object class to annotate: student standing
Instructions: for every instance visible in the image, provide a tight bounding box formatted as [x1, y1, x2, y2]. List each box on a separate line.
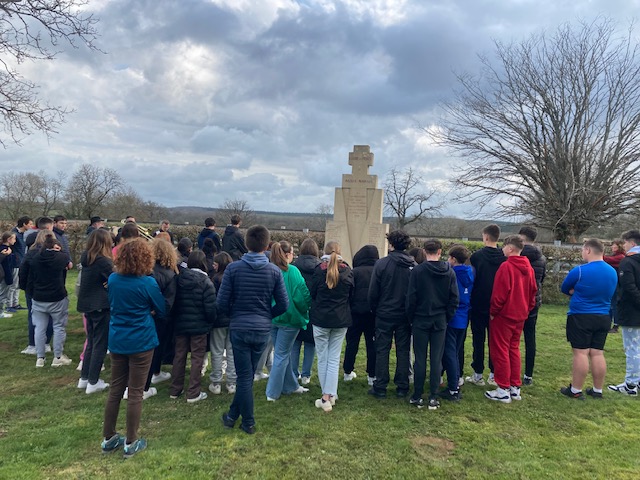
[485, 235, 537, 404]
[406, 239, 459, 410]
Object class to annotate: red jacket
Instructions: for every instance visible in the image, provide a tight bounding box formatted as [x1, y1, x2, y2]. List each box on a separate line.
[490, 255, 537, 321]
[604, 252, 625, 270]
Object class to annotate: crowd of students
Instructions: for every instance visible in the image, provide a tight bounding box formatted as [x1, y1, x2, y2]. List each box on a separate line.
[3, 214, 639, 459]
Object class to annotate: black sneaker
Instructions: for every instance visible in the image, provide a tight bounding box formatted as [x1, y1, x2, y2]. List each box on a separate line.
[560, 385, 585, 400]
[221, 412, 236, 429]
[367, 388, 386, 399]
[396, 389, 409, 398]
[427, 396, 440, 410]
[523, 376, 533, 386]
[608, 325, 619, 334]
[409, 397, 424, 409]
[585, 388, 603, 399]
[240, 424, 256, 435]
[438, 389, 460, 402]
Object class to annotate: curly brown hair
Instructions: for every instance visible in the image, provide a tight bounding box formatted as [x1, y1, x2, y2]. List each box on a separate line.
[114, 238, 155, 276]
[152, 238, 178, 273]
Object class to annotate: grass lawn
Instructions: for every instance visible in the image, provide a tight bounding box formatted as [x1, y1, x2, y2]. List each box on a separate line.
[1, 272, 639, 479]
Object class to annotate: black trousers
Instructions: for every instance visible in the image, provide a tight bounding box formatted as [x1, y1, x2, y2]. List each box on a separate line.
[80, 309, 110, 385]
[523, 307, 538, 378]
[145, 318, 173, 391]
[343, 312, 376, 376]
[412, 320, 446, 399]
[470, 309, 493, 375]
[373, 316, 411, 393]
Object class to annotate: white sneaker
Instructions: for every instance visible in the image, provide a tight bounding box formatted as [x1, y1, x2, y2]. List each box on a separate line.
[301, 376, 311, 385]
[367, 376, 376, 386]
[344, 371, 357, 382]
[458, 377, 464, 388]
[465, 373, 485, 386]
[76, 360, 83, 371]
[143, 387, 157, 400]
[226, 384, 236, 394]
[254, 372, 269, 381]
[266, 396, 277, 402]
[315, 398, 332, 412]
[45, 344, 52, 353]
[292, 386, 309, 394]
[187, 392, 208, 403]
[209, 383, 222, 395]
[608, 382, 638, 396]
[36, 357, 45, 368]
[21, 345, 37, 355]
[510, 386, 522, 401]
[487, 373, 497, 386]
[0, 312, 13, 318]
[485, 387, 512, 403]
[86, 379, 109, 394]
[123, 387, 128, 400]
[201, 357, 209, 376]
[51, 354, 72, 367]
[77, 378, 88, 389]
[151, 371, 171, 384]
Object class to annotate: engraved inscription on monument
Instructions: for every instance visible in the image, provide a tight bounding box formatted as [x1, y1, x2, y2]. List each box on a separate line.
[325, 145, 389, 264]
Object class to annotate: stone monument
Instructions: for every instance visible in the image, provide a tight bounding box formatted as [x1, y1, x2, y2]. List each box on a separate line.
[325, 145, 389, 264]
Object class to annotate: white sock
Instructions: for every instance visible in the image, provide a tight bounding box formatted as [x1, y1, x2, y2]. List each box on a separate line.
[592, 387, 602, 393]
[571, 386, 582, 394]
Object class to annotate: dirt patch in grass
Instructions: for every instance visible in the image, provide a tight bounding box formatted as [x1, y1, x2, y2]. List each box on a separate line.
[0, 342, 12, 352]
[411, 435, 455, 462]
[0, 429, 7, 438]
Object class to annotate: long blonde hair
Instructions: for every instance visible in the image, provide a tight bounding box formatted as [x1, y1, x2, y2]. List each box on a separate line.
[324, 241, 341, 289]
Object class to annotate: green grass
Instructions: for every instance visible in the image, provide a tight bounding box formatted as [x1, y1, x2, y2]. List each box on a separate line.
[1, 272, 639, 479]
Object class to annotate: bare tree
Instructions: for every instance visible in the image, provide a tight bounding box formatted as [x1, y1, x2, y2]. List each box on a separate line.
[0, 1, 100, 147]
[0, 169, 64, 218]
[383, 166, 442, 230]
[220, 198, 255, 225]
[311, 203, 333, 231]
[432, 19, 640, 242]
[65, 164, 124, 219]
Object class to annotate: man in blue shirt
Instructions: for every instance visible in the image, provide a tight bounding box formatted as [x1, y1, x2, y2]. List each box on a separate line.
[560, 239, 617, 400]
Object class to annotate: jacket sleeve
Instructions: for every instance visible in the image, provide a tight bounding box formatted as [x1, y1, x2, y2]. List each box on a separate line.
[619, 260, 640, 307]
[293, 268, 312, 317]
[310, 265, 321, 300]
[237, 233, 248, 255]
[159, 275, 177, 322]
[213, 233, 222, 253]
[271, 271, 289, 318]
[367, 262, 382, 315]
[216, 268, 232, 315]
[490, 265, 509, 317]
[203, 278, 218, 326]
[18, 253, 31, 291]
[561, 266, 579, 295]
[447, 271, 460, 321]
[405, 268, 417, 323]
[147, 277, 166, 318]
[529, 269, 538, 312]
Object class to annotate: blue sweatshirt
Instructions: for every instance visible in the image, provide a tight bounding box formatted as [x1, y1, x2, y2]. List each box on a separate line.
[216, 252, 289, 333]
[450, 264, 474, 329]
[561, 260, 617, 315]
[107, 273, 166, 354]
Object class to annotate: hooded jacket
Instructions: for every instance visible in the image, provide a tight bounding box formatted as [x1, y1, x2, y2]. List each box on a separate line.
[368, 250, 417, 321]
[406, 260, 459, 329]
[29, 248, 69, 302]
[11, 226, 26, 265]
[450, 264, 474, 329]
[470, 246, 506, 314]
[616, 253, 640, 327]
[222, 225, 248, 261]
[0, 245, 15, 285]
[292, 254, 321, 292]
[521, 244, 547, 308]
[216, 252, 289, 332]
[77, 252, 113, 313]
[197, 227, 222, 251]
[490, 255, 537, 321]
[351, 245, 379, 315]
[173, 268, 217, 335]
[273, 264, 311, 329]
[310, 256, 353, 329]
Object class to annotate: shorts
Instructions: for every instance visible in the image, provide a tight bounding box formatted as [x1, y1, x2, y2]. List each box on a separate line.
[566, 314, 610, 350]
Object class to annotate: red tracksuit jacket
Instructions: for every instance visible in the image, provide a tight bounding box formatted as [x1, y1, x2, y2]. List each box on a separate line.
[490, 255, 537, 321]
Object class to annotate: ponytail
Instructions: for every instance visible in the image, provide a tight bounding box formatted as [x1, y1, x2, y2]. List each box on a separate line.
[270, 241, 291, 272]
[324, 240, 341, 289]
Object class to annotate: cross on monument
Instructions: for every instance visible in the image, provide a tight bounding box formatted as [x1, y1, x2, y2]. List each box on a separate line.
[348, 145, 374, 179]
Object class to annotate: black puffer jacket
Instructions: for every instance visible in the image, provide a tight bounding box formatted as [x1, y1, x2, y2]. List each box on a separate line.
[521, 244, 546, 308]
[616, 254, 640, 327]
[152, 263, 177, 324]
[222, 225, 248, 261]
[77, 252, 113, 313]
[351, 245, 379, 315]
[213, 273, 230, 328]
[368, 250, 417, 321]
[293, 254, 321, 292]
[310, 258, 353, 328]
[173, 268, 217, 335]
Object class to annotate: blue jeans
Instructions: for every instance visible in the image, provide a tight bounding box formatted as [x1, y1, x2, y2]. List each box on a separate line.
[291, 339, 315, 378]
[265, 325, 301, 399]
[228, 330, 270, 428]
[313, 326, 347, 397]
[442, 326, 466, 391]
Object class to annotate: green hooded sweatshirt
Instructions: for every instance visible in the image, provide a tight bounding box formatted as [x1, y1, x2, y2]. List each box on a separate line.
[273, 264, 311, 329]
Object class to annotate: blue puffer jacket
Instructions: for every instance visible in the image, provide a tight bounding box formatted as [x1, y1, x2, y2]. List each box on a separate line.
[449, 264, 474, 329]
[216, 252, 289, 333]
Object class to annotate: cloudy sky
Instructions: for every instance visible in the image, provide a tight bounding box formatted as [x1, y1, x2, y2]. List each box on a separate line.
[1, 0, 638, 216]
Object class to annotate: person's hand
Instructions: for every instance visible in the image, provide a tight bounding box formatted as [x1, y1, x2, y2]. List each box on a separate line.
[568, 289, 574, 295]
[490, 315, 494, 320]
[1, 248, 11, 255]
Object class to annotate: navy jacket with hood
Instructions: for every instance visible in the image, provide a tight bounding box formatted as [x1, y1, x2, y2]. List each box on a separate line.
[406, 260, 459, 330]
[368, 250, 417, 321]
[222, 225, 248, 261]
[216, 252, 288, 332]
[450, 264, 474, 329]
[470, 246, 506, 315]
[351, 245, 379, 315]
[197, 228, 222, 251]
